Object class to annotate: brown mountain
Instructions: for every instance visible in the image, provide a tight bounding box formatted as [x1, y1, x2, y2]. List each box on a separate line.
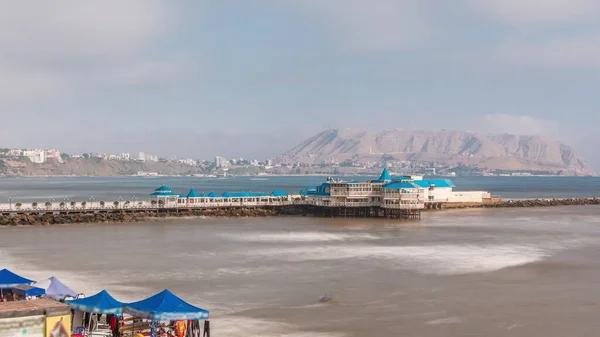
[277, 129, 596, 176]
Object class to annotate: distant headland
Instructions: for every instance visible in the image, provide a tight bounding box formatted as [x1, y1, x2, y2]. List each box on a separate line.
[0, 127, 596, 178]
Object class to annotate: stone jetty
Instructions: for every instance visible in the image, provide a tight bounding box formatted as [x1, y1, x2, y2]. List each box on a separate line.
[438, 197, 600, 210]
[0, 207, 284, 226]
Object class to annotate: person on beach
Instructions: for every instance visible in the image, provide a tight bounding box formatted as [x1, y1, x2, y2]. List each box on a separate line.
[202, 321, 209, 337]
[110, 314, 119, 337]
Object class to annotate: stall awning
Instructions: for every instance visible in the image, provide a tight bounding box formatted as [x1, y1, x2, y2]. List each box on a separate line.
[34, 276, 77, 299]
[67, 290, 123, 314]
[11, 285, 46, 297]
[0, 268, 34, 288]
[122, 289, 209, 320]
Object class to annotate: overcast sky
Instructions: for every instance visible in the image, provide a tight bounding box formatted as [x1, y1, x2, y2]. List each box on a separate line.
[1, 1, 599, 167]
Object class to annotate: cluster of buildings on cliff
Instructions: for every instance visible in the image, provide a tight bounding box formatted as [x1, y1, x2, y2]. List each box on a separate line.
[1, 149, 63, 164]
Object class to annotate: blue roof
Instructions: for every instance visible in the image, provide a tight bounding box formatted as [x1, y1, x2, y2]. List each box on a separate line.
[150, 191, 178, 196]
[306, 183, 330, 196]
[373, 168, 392, 182]
[271, 190, 288, 197]
[187, 188, 200, 198]
[151, 185, 178, 196]
[178, 194, 187, 198]
[12, 285, 45, 297]
[67, 290, 123, 314]
[222, 191, 271, 198]
[0, 268, 34, 288]
[383, 182, 418, 189]
[207, 191, 219, 198]
[122, 289, 209, 320]
[412, 180, 455, 188]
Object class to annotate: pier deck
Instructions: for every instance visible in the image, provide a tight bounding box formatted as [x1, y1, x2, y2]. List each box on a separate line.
[0, 200, 422, 220]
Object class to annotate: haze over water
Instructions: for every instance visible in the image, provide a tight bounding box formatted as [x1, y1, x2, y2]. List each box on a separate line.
[1, 177, 600, 336]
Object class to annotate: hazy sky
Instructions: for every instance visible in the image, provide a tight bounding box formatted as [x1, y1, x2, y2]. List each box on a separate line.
[1, 1, 599, 167]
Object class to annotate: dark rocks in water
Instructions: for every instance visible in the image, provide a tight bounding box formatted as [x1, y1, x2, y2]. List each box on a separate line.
[435, 197, 600, 210]
[0, 207, 284, 226]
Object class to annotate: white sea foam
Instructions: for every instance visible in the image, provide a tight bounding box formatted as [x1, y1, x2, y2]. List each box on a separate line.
[427, 317, 463, 325]
[247, 243, 574, 275]
[220, 231, 380, 243]
[213, 266, 282, 277]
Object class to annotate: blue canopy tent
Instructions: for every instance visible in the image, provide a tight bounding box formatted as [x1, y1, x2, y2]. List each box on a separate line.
[66, 290, 123, 314]
[0, 268, 34, 288]
[123, 289, 209, 320]
[12, 284, 46, 298]
[0, 268, 34, 300]
[34, 276, 78, 299]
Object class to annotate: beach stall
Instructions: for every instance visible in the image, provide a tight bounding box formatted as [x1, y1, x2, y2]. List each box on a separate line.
[122, 289, 210, 337]
[67, 290, 124, 337]
[34, 276, 79, 300]
[12, 285, 46, 300]
[0, 268, 34, 301]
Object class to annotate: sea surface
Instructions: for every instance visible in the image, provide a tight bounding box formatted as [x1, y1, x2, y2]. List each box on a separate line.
[1, 177, 600, 336]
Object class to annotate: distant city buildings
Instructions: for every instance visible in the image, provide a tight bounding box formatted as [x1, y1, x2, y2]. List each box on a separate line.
[22, 149, 47, 164]
[138, 152, 158, 162]
[0, 146, 509, 177]
[215, 156, 229, 168]
[45, 149, 63, 163]
[8, 149, 22, 157]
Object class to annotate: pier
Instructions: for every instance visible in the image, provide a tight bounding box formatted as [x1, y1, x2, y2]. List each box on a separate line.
[0, 200, 421, 220]
[3, 169, 556, 224]
[304, 205, 421, 220]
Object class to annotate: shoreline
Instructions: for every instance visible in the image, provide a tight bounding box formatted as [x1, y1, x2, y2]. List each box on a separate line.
[0, 198, 599, 226]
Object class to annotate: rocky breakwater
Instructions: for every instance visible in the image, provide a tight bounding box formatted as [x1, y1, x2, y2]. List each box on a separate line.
[0, 207, 284, 226]
[441, 198, 600, 210]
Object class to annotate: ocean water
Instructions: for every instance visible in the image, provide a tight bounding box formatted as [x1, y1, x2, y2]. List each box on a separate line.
[1, 177, 600, 336]
[0, 175, 599, 203]
[1, 207, 600, 336]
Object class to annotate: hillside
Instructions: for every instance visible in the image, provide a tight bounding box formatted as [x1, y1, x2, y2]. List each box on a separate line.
[0, 158, 197, 177]
[277, 129, 596, 176]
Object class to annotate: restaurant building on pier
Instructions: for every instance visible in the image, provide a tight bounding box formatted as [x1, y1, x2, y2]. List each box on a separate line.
[302, 168, 491, 209]
[149, 186, 289, 206]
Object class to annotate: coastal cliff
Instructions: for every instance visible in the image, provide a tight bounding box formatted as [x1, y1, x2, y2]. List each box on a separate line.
[278, 129, 596, 176]
[0, 158, 197, 177]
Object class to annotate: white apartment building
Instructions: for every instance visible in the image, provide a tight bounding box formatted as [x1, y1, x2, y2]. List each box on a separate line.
[22, 149, 47, 164]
